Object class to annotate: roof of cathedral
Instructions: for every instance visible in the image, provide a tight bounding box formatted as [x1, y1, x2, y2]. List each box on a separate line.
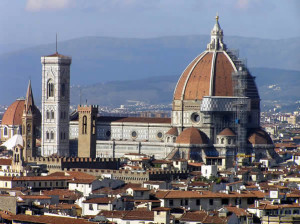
[218, 128, 236, 136]
[248, 128, 273, 145]
[1, 99, 25, 126]
[173, 16, 259, 102]
[96, 116, 171, 124]
[176, 127, 209, 145]
[2, 82, 41, 127]
[166, 127, 178, 136]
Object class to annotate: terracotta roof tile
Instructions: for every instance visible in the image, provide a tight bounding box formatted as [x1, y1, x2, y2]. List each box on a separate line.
[165, 127, 178, 136]
[248, 128, 273, 145]
[0, 158, 12, 166]
[176, 127, 209, 144]
[97, 116, 171, 124]
[218, 128, 236, 136]
[83, 197, 115, 204]
[9, 214, 92, 224]
[1, 99, 24, 126]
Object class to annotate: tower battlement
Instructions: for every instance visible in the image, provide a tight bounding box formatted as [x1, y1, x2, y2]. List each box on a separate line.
[77, 105, 99, 113]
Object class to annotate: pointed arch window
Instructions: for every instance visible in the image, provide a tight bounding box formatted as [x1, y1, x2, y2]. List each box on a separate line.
[46, 111, 50, 119]
[46, 131, 49, 140]
[47, 80, 54, 98]
[3, 127, 7, 136]
[82, 115, 87, 134]
[51, 111, 55, 119]
[50, 131, 54, 140]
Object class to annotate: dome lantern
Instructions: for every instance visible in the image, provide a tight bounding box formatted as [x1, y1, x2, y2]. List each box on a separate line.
[207, 14, 226, 51]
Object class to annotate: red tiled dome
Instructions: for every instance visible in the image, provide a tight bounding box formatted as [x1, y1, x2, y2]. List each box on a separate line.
[218, 128, 236, 136]
[248, 129, 273, 145]
[2, 99, 25, 126]
[173, 51, 235, 101]
[166, 127, 178, 136]
[176, 127, 209, 145]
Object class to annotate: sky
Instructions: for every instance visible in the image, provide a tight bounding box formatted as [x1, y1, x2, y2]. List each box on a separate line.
[0, 0, 299, 46]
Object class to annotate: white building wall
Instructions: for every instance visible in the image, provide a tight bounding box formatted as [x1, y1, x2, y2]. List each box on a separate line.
[41, 56, 71, 157]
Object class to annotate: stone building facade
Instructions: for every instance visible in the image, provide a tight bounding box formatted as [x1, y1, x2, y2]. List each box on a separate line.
[67, 17, 278, 168]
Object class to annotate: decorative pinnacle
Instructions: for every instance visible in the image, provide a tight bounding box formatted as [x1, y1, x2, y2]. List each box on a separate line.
[216, 13, 219, 22]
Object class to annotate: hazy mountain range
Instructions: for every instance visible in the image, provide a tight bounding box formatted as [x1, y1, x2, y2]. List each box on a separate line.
[0, 35, 299, 110]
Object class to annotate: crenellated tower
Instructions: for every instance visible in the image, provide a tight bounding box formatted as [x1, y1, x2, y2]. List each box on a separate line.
[77, 105, 98, 158]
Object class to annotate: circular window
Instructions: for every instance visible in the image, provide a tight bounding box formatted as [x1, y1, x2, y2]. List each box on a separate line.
[131, 131, 137, 139]
[157, 132, 163, 139]
[105, 130, 111, 138]
[191, 113, 200, 123]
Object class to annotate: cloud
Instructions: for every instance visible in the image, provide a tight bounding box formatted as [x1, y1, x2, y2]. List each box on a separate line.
[236, 0, 249, 9]
[25, 0, 72, 11]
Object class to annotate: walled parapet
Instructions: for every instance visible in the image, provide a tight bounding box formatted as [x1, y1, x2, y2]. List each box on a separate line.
[62, 168, 189, 183]
[77, 105, 99, 114]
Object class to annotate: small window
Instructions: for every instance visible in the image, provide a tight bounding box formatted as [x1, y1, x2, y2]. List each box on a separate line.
[196, 199, 200, 206]
[46, 131, 49, 140]
[51, 111, 54, 119]
[47, 111, 50, 119]
[131, 131, 137, 139]
[3, 127, 7, 136]
[89, 204, 93, 210]
[157, 132, 163, 139]
[82, 116, 87, 134]
[222, 198, 229, 205]
[106, 130, 111, 138]
[169, 199, 174, 206]
[50, 132, 54, 140]
[209, 199, 214, 206]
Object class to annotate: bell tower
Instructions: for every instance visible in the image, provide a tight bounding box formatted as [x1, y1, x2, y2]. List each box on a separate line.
[78, 105, 98, 158]
[41, 52, 72, 157]
[22, 80, 37, 158]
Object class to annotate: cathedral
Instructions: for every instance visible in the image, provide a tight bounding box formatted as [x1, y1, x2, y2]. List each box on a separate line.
[0, 16, 279, 170]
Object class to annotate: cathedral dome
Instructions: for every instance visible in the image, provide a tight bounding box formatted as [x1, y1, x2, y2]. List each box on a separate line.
[173, 51, 235, 101]
[166, 127, 178, 136]
[248, 129, 273, 145]
[173, 16, 259, 103]
[218, 128, 236, 136]
[176, 127, 209, 145]
[2, 99, 25, 126]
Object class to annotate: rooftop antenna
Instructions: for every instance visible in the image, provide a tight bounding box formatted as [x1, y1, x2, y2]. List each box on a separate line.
[79, 88, 82, 105]
[56, 33, 58, 54]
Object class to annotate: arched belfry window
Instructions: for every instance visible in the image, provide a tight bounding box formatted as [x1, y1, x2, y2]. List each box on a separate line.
[82, 116, 87, 134]
[47, 80, 54, 98]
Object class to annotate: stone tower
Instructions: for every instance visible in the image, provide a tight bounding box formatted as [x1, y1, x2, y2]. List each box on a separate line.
[22, 80, 37, 158]
[41, 52, 72, 157]
[77, 105, 98, 158]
